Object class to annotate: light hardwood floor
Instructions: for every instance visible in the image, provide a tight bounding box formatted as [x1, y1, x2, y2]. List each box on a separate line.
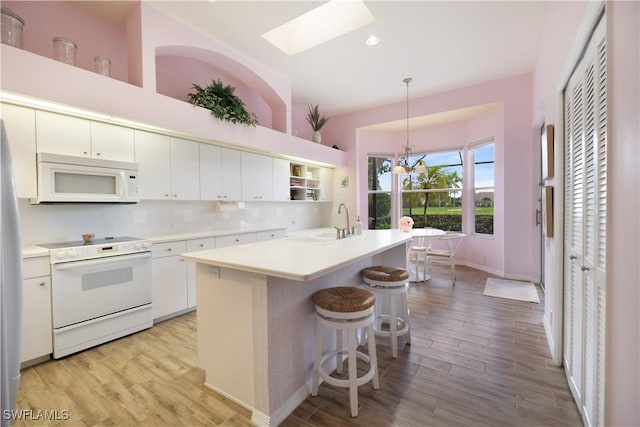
[14, 266, 582, 426]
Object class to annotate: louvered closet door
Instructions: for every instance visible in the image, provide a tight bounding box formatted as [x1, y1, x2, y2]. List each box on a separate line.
[563, 17, 606, 427]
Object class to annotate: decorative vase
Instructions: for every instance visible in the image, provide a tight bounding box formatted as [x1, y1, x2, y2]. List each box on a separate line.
[312, 131, 322, 144]
[401, 225, 412, 233]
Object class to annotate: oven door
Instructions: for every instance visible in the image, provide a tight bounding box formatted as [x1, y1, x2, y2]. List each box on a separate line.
[51, 252, 152, 328]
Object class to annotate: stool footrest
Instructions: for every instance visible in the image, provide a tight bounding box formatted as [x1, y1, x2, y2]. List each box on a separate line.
[317, 350, 376, 389]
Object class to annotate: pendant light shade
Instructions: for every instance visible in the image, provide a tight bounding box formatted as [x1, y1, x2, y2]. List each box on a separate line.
[392, 77, 426, 175]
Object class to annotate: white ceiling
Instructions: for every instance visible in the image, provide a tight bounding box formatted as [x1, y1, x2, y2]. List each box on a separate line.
[82, 1, 545, 119]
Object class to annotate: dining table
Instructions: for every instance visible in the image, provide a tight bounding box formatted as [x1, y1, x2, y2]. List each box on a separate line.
[408, 227, 446, 281]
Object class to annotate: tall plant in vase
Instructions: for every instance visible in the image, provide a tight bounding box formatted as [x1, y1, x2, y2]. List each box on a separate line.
[306, 104, 328, 143]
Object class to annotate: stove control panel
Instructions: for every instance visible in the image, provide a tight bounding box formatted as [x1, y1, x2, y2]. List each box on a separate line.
[48, 240, 151, 264]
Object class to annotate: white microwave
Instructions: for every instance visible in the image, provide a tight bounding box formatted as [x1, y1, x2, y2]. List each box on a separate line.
[30, 152, 140, 204]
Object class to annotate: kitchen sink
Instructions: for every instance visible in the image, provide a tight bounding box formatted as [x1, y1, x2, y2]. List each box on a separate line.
[287, 232, 361, 246]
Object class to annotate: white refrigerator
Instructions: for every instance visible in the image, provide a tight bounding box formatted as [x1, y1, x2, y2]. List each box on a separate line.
[0, 119, 24, 426]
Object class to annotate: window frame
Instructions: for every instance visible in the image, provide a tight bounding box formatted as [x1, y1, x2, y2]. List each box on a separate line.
[470, 138, 495, 237]
[367, 153, 395, 230]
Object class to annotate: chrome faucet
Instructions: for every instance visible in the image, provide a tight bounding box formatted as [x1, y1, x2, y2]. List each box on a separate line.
[338, 203, 351, 236]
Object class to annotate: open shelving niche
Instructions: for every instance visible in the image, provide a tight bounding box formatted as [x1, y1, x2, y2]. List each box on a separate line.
[289, 163, 322, 201]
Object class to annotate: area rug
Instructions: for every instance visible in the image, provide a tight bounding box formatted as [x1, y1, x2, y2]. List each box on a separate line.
[483, 278, 540, 303]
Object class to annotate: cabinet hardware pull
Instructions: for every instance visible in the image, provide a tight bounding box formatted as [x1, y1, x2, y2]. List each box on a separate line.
[581, 266, 590, 271]
[39, 282, 46, 287]
[167, 248, 172, 252]
[570, 255, 577, 260]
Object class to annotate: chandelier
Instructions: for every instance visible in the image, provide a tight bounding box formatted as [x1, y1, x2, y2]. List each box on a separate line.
[392, 77, 427, 175]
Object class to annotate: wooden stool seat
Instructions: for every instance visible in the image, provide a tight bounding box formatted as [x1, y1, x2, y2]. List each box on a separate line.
[361, 266, 412, 358]
[311, 287, 379, 418]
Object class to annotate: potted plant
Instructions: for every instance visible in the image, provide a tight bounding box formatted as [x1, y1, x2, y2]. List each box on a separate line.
[188, 79, 259, 126]
[305, 104, 329, 143]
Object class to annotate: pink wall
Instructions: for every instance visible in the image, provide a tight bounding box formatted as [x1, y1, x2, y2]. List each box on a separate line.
[155, 55, 273, 129]
[326, 74, 534, 279]
[3, 1, 129, 82]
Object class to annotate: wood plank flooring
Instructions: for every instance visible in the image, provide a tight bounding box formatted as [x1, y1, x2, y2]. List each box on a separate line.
[14, 266, 582, 426]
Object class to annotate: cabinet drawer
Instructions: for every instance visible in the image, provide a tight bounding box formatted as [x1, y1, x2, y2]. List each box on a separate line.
[216, 233, 257, 248]
[152, 241, 187, 258]
[256, 229, 287, 241]
[187, 237, 217, 252]
[23, 256, 50, 279]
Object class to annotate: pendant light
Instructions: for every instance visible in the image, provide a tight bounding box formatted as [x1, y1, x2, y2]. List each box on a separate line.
[393, 77, 427, 175]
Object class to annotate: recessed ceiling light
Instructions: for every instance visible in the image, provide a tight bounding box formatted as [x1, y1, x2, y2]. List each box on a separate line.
[365, 35, 379, 46]
[262, 0, 375, 56]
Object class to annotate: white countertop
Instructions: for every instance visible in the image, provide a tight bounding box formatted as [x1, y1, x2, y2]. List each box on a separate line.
[22, 245, 50, 258]
[181, 229, 412, 281]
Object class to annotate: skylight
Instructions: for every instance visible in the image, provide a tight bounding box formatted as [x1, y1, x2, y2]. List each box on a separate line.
[262, 0, 375, 56]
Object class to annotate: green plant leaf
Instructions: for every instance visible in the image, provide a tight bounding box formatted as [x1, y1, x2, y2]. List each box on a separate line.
[188, 79, 259, 126]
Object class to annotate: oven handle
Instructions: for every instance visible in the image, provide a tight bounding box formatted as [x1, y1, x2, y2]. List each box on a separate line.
[52, 252, 151, 270]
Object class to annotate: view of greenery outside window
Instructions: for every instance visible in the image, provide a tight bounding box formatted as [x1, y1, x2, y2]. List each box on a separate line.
[472, 141, 495, 235]
[400, 150, 463, 231]
[367, 155, 393, 229]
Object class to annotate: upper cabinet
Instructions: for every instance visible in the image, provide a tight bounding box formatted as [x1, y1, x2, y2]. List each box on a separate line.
[200, 144, 242, 201]
[90, 122, 135, 161]
[0, 103, 37, 198]
[241, 152, 273, 201]
[134, 131, 200, 200]
[272, 158, 291, 202]
[169, 137, 200, 200]
[35, 111, 134, 162]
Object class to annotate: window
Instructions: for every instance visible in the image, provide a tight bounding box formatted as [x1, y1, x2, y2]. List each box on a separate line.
[367, 155, 393, 229]
[400, 149, 463, 231]
[471, 141, 494, 235]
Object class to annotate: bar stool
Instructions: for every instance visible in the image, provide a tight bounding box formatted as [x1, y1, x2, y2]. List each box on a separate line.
[311, 286, 379, 418]
[361, 266, 411, 358]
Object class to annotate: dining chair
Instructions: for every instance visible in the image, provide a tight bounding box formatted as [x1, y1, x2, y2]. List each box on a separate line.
[426, 233, 465, 284]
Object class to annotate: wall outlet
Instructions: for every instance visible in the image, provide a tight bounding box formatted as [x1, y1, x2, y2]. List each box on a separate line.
[207, 266, 220, 279]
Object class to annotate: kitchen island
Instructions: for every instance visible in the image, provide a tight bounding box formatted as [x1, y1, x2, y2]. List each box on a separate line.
[181, 229, 412, 426]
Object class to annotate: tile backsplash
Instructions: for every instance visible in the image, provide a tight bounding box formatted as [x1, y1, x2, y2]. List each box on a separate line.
[19, 199, 333, 245]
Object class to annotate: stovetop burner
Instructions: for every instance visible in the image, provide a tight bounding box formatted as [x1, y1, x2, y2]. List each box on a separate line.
[38, 236, 142, 249]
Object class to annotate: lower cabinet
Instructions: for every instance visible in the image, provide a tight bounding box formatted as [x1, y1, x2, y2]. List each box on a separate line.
[22, 256, 52, 363]
[152, 229, 286, 320]
[152, 241, 188, 320]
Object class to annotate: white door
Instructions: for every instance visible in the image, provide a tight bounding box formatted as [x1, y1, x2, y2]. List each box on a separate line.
[90, 121, 135, 162]
[134, 130, 171, 199]
[563, 18, 606, 427]
[170, 137, 200, 200]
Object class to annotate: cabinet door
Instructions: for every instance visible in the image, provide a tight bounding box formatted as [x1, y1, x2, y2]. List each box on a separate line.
[35, 110, 91, 157]
[242, 152, 272, 201]
[185, 237, 217, 308]
[272, 158, 290, 201]
[21, 277, 52, 362]
[90, 122, 135, 162]
[216, 233, 257, 248]
[134, 130, 171, 199]
[318, 167, 334, 201]
[0, 103, 37, 198]
[199, 144, 223, 200]
[170, 137, 200, 200]
[152, 256, 188, 319]
[220, 148, 242, 200]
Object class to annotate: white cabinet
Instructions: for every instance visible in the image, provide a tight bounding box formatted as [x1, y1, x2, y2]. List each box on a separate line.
[289, 163, 332, 201]
[90, 121, 135, 161]
[256, 229, 288, 241]
[272, 157, 291, 202]
[0, 103, 37, 198]
[200, 144, 242, 201]
[134, 130, 172, 199]
[135, 132, 200, 200]
[35, 110, 91, 157]
[21, 256, 52, 363]
[216, 233, 257, 248]
[169, 137, 200, 200]
[318, 167, 334, 201]
[185, 237, 217, 308]
[242, 152, 273, 201]
[35, 111, 134, 161]
[152, 241, 188, 320]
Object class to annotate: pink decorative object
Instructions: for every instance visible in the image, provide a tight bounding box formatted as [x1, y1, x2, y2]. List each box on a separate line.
[399, 216, 414, 232]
